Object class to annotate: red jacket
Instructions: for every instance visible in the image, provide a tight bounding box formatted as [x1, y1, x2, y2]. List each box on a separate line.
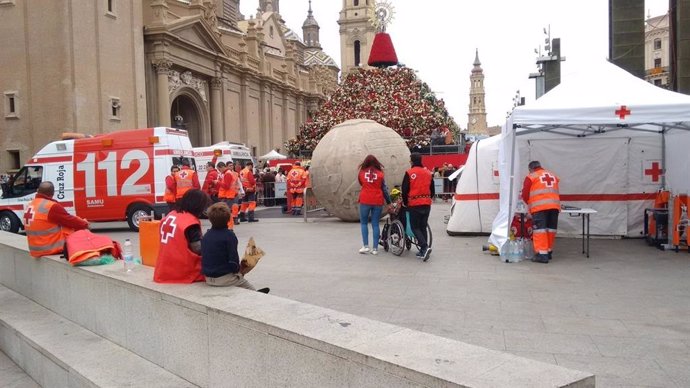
[153, 211, 204, 284]
[358, 167, 385, 206]
[404, 166, 433, 207]
[37, 193, 89, 230]
[202, 168, 219, 196]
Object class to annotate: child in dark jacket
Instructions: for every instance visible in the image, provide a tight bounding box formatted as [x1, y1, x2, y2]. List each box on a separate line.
[201, 202, 268, 293]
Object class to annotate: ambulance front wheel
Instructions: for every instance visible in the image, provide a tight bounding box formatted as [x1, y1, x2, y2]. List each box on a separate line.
[127, 204, 153, 232]
[0, 211, 21, 234]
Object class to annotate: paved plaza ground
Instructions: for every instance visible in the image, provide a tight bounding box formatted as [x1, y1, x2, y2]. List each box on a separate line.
[41, 203, 690, 387]
[247, 204, 690, 387]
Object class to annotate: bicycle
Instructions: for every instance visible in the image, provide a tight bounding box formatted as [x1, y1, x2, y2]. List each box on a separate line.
[379, 203, 432, 257]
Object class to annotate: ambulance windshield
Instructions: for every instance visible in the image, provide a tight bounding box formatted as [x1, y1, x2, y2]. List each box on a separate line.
[1, 166, 43, 199]
[172, 157, 197, 171]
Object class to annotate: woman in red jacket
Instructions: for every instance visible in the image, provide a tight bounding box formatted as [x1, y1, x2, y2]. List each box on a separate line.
[154, 189, 209, 283]
[357, 155, 391, 255]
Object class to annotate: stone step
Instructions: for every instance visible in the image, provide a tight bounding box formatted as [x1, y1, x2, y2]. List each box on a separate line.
[0, 285, 197, 388]
[0, 350, 40, 388]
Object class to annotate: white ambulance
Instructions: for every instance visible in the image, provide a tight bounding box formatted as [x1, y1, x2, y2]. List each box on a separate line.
[0, 127, 196, 233]
[194, 141, 256, 183]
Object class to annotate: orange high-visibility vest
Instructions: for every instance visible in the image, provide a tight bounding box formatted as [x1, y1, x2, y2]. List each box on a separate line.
[527, 168, 560, 214]
[240, 167, 256, 192]
[406, 166, 433, 206]
[24, 198, 67, 257]
[218, 170, 237, 199]
[287, 167, 306, 193]
[174, 168, 196, 199]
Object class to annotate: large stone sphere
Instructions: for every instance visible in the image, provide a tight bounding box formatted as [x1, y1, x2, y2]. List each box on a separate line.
[310, 119, 410, 221]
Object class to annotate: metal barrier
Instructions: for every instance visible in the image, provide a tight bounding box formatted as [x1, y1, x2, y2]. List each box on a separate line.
[256, 181, 287, 207]
[303, 187, 329, 222]
[433, 177, 456, 202]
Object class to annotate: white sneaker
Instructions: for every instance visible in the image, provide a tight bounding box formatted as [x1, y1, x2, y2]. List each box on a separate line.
[371, 250, 378, 255]
[358, 246, 370, 254]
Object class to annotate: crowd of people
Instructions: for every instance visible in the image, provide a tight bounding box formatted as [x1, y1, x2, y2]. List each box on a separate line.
[433, 163, 459, 200]
[22, 155, 562, 294]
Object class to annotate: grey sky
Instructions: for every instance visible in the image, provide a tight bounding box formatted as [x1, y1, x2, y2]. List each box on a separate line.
[241, 1, 669, 129]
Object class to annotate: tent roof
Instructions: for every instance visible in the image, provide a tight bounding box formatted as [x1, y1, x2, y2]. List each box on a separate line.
[258, 149, 287, 161]
[512, 61, 690, 126]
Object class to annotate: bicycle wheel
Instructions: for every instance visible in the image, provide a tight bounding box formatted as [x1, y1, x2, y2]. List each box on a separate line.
[388, 220, 405, 256]
[426, 225, 433, 248]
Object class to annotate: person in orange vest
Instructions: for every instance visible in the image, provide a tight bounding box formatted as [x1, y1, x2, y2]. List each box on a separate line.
[402, 153, 435, 262]
[202, 161, 219, 203]
[287, 161, 306, 215]
[231, 162, 244, 224]
[216, 162, 233, 229]
[217, 161, 243, 227]
[24, 181, 89, 257]
[153, 189, 209, 283]
[239, 161, 259, 222]
[521, 160, 560, 264]
[174, 159, 200, 206]
[164, 165, 179, 213]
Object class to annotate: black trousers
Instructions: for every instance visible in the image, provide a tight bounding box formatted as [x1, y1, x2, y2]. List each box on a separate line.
[408, 205, 431, 251]
[532, 209, 559, 231]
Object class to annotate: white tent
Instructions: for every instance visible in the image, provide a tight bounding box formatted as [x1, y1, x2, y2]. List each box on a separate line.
[258, 149, 288, 161]
[447, 135, 501, 235]
[488, 61, 690, 252]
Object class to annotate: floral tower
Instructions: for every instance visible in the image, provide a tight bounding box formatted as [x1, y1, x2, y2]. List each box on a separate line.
[285, 1, 459, 156]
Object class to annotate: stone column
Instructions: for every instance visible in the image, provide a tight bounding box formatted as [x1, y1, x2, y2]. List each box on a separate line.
[152, 59, 172, 127]
[282, 93, 289, 145]
[240, 76, 248, 143]
[210, 77, 224, 143]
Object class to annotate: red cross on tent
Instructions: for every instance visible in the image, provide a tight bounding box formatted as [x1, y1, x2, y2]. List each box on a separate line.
[540, 173, 556, 187]
[23, 206, 35, 226]
[615, 105, 631, 119]
[160, 215, 178, 244]
[364, 170, 378, 183]
[644, 161, 664, 183]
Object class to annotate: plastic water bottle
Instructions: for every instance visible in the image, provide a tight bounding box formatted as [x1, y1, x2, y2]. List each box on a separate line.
[522, 238, 534, 261]
[511, 238, 525, 263]
[123, 239, 134, 272]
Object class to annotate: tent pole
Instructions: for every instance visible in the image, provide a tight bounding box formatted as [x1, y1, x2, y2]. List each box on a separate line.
[661, 125, 667, 190]
[508, 125, 517, 241]
[661, 125, 671, 249]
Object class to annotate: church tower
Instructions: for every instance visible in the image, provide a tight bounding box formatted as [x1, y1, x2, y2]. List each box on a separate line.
[467, 49, 488, 134]
[338, 0, 376, 74]
[302, 0, 320, 49]
[260, 0, 280, 14]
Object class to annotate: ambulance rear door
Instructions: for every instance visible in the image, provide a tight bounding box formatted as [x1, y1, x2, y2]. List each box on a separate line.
[73, 129, 157, 222]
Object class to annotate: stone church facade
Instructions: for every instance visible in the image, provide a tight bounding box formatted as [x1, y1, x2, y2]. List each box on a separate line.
[0, 0, 338, 172]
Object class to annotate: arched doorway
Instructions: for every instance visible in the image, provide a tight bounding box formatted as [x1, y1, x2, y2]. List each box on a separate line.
[170, 92, 205, 146]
